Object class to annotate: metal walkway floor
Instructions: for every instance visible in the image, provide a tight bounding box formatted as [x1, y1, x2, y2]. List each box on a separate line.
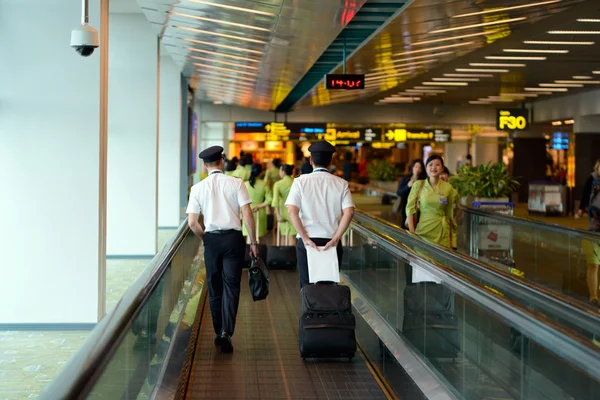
[185, 270, 390, 400]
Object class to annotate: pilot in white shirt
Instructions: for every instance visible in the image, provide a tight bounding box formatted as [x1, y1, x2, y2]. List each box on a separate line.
[186, 145, 258, 353]
[285, 141, 355, 288]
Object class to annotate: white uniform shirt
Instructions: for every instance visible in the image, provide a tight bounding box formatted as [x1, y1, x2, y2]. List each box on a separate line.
[285, 169, 355, 238]
[186, 171, 252, 232]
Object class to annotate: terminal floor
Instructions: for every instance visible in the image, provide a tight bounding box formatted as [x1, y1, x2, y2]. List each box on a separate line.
[0, 229, 176, 400]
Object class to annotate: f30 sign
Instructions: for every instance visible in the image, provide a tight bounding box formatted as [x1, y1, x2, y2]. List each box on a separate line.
[325, 74, 365, 90]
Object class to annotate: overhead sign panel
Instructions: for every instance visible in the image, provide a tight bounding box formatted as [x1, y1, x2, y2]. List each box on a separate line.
[324, 74, 365, 90]
[315, 127, 382, 144]
[497, 108, 529, 131]
[382, 128, 452, 143]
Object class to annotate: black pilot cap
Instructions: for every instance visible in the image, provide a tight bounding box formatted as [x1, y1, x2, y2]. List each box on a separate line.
[198, 145, 224, 163]
[308, 141, 336, 154]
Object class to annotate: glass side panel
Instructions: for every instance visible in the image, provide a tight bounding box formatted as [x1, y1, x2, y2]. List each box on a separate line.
[354, 212, 600, 342]
[85, 232, 202, 399]
[343, 226, 600, 400]
[459, 210, 600, 307]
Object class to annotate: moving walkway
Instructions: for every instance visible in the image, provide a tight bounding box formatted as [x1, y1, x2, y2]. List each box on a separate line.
[41, 213, 600, 400]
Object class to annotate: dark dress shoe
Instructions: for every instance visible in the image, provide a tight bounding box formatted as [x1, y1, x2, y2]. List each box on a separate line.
[220, 333, 233, 353]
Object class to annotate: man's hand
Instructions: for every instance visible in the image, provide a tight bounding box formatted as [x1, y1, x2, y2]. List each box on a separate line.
[249, 244, 259, 259]
[302, 236, 319, 250]
[322, 236, 339, 251]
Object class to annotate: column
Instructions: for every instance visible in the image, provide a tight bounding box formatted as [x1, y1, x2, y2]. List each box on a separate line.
[106, 13, 157, 256]
[0, 0, 104, 324]
[158, 53, 182, 228]
[444, 142, 469, 173]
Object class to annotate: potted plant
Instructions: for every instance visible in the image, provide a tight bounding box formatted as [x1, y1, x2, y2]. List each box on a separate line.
[450, 162, 520, 206]
[367, 160, 400, 193]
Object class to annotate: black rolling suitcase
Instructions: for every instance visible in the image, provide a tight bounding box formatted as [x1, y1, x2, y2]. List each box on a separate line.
[299, 282, 356, 360]
[266, 221, 296, 270]
[243, 211, 268, 268]
[402, 282, 459, 359]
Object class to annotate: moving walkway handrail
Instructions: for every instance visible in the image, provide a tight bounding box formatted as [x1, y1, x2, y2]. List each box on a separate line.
[41, 221, 190, 399]
[354, 211, 600, 336]
[349, 218, 600, 382]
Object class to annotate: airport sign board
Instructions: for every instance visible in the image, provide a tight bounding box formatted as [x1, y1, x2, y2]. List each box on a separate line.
[497, 108, 529, 131]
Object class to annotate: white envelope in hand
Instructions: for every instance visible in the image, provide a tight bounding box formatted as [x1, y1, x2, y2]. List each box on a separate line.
[306, 246, 340, 283]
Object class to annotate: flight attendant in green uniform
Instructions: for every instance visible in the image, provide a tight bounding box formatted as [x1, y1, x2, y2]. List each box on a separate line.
[242, 164, 272, 242]
[232, 154, 252, 181]
[266, 158, 282, 185]
[272, 164, 297, 244]
[406, 155, 458, 248]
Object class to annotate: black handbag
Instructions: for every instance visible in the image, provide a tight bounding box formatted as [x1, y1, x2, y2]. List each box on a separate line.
[248, 257, 269, 301]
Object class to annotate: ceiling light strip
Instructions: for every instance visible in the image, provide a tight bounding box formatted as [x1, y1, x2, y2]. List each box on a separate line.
[430, 17, 527, 34]
[422, 81, 469, 86]
[456, 68, 509, 73]
[525, 87, 568, 92]
[195, 68, 257, 82]
[432, 77, 480, 82]
[412, 30, 498, 46]
[539, 83, 583, 87]
[374, 53, 450, 70]
[194, 62, 256, 76]
[368, 59, 438, 76]
[524, 40, 594, 45]
[186, 0, 276, 17]
[188, 47, 260, 62]
[548, 30, 600, 34]
[453, 0, 560, 19]
[503, 48, 568, 54]
[470, 63, 526, 67]
[555, 80, 600, 84]
[198, 75, 255, 87]
[191, 56, 258, 70]
[183, 38, 264, 54]
[577, 19, 600, 23]
[170, 11, 271, 32]
[176, 26, 267, 44]
[445, 73, 494, 77]
[486, 56, 546, 60]
[393, 41, 473, 57]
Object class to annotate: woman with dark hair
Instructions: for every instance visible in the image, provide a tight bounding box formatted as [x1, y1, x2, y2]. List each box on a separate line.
[242, 163, 271, 242]
[406, 155, 458, 248]
[395, 159, 427, 227]
[271, 164, 298, 243]
[577, 159, 600, 306]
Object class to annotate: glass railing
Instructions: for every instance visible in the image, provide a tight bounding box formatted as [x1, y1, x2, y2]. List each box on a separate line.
[354, 211, 600, 342]
[460, 207, 600, 305]
[344, 218, 600, 400]
[40, 222, 203, 399]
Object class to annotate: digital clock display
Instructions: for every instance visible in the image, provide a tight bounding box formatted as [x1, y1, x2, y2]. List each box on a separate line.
[324, 74, 365, 90]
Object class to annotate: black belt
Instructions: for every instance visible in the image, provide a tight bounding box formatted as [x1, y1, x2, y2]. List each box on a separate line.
[206, 229, 238, 235]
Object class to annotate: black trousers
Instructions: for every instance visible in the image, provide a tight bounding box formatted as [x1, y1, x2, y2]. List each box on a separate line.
[297, 238, 343, 289]
[203, 230, 245, 336]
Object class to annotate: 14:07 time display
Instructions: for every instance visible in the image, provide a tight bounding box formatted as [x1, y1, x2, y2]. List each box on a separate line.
[324, 74, 365, 90]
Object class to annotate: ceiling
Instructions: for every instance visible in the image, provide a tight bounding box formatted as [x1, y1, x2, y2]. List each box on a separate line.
[138, 0, 600, 112]
[297, 0, 600, 109]
[138, 0, 381, 110]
